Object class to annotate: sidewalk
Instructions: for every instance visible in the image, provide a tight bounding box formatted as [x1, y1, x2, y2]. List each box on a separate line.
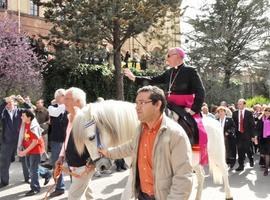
[0, 154, 270, 199]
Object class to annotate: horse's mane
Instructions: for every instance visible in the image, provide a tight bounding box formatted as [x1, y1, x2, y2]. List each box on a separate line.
[73, 100, 139, 155]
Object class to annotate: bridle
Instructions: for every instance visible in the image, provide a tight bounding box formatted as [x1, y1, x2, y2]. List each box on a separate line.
[84, 119, 103, 164]
[43, 119, 103, 200]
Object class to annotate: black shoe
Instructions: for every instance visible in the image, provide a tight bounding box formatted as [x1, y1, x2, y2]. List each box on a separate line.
[229, 163, 235, 169]
[250, 160, 254, 167]
[235, 166, 244, 171]
[49, 190, 65, 197]
[24, 179, 30, 184]
[121, 166, 127, 170]
[0, 183, 8, 189]
[44, 173, 52, 186]
[25, 190, 40, 196]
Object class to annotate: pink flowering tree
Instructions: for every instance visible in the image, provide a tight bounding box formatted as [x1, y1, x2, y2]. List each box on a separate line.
[0, 17, 45, 98]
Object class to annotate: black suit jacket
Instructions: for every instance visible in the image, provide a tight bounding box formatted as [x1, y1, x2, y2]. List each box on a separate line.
[135, 64, 205, 113]
[232, 109, 255, 140]
[0, 101, 31, 144]
[223, 117, 236, 137]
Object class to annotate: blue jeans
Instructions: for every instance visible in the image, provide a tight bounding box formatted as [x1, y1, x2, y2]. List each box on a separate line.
[39, 166, 52, 179]
[25, 154, 41, 192]
[50, 141, 65, 191]
[20, 156, 30, 181]
[21, 158, 51, 180]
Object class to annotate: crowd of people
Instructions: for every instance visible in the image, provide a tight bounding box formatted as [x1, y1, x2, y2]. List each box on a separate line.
[0, 46, 269, 200]
[0, 89, 128, 198]
[208, 99, 270, 175]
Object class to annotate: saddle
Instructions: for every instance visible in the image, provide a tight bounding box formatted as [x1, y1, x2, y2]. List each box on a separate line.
[167, 102, 199, 145]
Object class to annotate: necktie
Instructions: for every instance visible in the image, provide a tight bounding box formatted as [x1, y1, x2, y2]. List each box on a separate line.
[240, 111, 244, 133]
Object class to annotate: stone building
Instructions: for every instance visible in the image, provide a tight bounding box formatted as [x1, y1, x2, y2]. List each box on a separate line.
[0, 1, 181, 61]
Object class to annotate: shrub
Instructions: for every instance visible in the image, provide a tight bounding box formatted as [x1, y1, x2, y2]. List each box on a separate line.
[246, 96, 270, 108]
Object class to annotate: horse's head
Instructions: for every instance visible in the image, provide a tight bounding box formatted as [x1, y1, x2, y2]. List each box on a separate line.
[73, 104, 112, 171]
[73, 100, 140, 171]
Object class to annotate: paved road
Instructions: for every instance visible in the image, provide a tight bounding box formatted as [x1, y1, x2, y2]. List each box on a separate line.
[0, 154, 270, 200]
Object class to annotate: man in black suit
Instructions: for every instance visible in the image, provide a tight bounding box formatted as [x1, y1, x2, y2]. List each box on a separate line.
[232, 99, 256, 171]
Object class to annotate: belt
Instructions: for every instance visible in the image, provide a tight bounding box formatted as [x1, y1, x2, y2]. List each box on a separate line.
[138, 191, 155, 200]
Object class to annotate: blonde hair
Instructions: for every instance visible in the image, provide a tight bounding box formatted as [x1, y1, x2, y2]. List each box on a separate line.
[216, 106, 227, 113]
[54, 88, 66, 99]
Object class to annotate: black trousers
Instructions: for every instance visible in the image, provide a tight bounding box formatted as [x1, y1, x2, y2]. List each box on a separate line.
[236, 138, 253, 166]
[225, 136, 236, 165]
[138, 191, 155, 200]
[0, 142, 18, 184]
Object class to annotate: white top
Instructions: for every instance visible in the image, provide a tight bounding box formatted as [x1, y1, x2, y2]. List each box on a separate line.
[48, 104, 65, 117]
[7, 109, 14, 121]
[219, 117, 226, 131]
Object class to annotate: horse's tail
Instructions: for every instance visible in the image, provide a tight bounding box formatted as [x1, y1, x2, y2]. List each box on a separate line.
[73, 104, 92, 155]
[203, 117, 228, 184]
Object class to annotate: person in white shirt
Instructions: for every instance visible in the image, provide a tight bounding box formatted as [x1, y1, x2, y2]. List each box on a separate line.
[217, 106, 236, 169]
[48, 89, 68, 198]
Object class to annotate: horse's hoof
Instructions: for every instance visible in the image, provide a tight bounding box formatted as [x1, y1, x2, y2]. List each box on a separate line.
[226, 198, 233, 200]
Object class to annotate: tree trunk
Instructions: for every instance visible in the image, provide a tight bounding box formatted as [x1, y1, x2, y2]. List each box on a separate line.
[113, 20, 124, 100]
[223, 69, 231, 89]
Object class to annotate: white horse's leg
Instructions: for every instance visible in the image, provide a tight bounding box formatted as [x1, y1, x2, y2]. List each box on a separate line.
[203, 117, 233, 200]
[121, 168, 133, 200]
[220, 164, 233, 200]
[121, 157, 133, 200]
[193, 164, 205, 200]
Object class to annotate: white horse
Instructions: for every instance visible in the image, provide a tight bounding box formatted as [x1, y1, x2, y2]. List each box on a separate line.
[72, 100, 233, 200]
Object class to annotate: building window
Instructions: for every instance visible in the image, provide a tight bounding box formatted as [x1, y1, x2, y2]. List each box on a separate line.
[30, 0, 39, 16]
[0, 0, 7, 9]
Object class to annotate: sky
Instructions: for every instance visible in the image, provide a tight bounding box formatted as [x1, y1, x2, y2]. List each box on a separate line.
[180, 0, 270, 49]
[180, 0, 214, 47]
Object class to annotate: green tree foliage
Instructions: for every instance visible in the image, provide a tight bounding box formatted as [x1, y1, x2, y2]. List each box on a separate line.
[246, 95, 270, 108]
[43, 53, 163, 103]
[42, 44, 113, 102]
[34, 0, 182, 100]
[186, 0, 270, 89]
[258, 42, 270, 98]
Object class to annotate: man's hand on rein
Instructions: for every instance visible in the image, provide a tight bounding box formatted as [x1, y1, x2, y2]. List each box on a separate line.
[98, 148, 109, 157]
[85, 164, 95, 174]
[56, 156, 64, 167]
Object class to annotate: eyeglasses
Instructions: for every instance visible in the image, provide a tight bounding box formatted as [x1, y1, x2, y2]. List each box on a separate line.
[135, 100, 153, 106]
[167, 53, 177, 58]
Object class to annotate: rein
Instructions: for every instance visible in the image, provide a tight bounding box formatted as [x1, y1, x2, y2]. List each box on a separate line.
[43, 159, 95, 200]
[85, 119, 103, 149]
[43, 119, 99, 200]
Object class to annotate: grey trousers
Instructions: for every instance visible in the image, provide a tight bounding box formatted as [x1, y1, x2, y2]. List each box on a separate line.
[68, 166, 94, 200]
